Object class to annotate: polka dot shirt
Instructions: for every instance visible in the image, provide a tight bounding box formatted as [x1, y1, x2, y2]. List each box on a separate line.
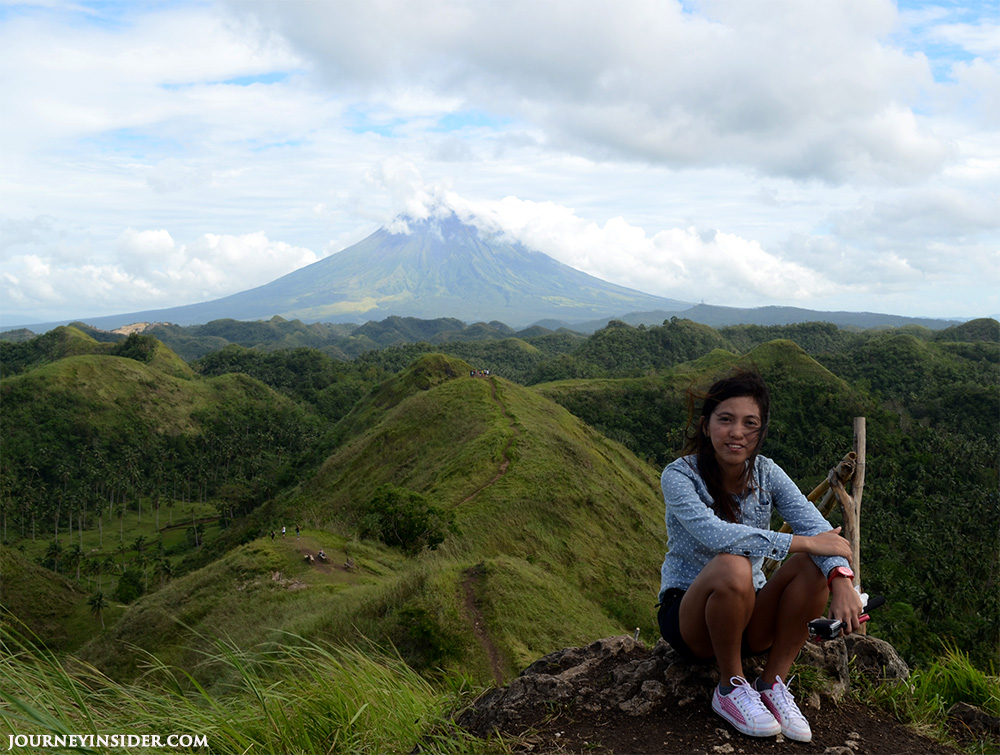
[658, 454, 848, 603]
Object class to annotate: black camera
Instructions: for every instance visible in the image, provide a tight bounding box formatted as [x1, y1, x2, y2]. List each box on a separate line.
[809, 595, 885, 641]
[808, 617, 844, 640]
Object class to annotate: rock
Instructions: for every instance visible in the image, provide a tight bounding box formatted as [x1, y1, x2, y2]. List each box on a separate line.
[947, 701, 1000, 738]
[796, 638, 850, 701]
[456, 634, 906, 738]
[457, 636, 665, 735]
[843, 634, 909, 682]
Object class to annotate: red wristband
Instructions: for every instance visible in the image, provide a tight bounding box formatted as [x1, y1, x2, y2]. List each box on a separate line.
[827, 566, 854, 589]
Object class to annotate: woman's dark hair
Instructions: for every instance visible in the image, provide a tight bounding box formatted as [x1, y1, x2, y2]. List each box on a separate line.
[681, 369, 771, 522]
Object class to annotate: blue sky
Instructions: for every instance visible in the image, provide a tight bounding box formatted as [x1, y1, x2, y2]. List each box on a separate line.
[1, 0, 998, 325]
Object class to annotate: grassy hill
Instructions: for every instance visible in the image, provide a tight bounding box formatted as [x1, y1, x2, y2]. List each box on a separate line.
[0, 547, 93, 652]
[3, 321, 996, 685]
[2, 321, 998, 755]
[74, 353, 665, 685]
[1, 346, 315, 479]
[0, 338, 325, 651]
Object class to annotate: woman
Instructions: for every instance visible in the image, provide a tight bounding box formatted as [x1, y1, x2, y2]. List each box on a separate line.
[657, 370, 863, 742]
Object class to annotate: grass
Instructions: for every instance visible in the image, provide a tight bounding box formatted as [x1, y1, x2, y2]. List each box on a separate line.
[0, 622, 500, 755]
[4, 617, 996, 755]
[852, 643, 1000, 755]
[73, 531, 401, 684]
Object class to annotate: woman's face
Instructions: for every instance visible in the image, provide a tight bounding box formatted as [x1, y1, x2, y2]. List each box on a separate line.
[703, 395, 763, 474]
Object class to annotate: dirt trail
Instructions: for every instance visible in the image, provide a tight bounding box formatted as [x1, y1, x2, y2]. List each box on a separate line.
[462, 564, 505, 685]
[458, 378, 517, 684]
[460, 377, 518, 505]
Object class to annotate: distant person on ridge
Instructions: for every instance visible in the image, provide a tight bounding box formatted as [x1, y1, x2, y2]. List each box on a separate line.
[657, 369, 863, 743]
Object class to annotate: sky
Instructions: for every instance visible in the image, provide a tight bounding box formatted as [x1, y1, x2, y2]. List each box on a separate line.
[1, 0, 998, 327]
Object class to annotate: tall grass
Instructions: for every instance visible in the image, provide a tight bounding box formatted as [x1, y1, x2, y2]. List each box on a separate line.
[0, 622, 495, 755]
[853, 642, 999, 754]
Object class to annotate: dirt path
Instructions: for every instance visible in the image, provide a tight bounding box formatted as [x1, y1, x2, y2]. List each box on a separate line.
[455, 379, 516, 683]
[460, 377, 518, 505]
[462, 563, 505, 685]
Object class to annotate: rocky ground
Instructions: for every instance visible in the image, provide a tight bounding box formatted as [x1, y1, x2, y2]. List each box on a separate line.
[471, 690, 962, 754]
[453, 636, 987, 755]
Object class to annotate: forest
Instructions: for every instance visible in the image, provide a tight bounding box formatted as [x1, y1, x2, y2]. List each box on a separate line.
[1, 315, 997, 676]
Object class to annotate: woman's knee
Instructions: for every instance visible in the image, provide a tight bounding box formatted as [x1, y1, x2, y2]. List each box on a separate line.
[705, 553, 755, 594]
[786, 553, 827, 589]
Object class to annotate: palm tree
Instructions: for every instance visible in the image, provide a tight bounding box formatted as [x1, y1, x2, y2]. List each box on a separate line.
[44, 539, 63, 573]
[65, 544, 83, 581]
[154, 558, 173, 588]
[87, 591, 107, 630]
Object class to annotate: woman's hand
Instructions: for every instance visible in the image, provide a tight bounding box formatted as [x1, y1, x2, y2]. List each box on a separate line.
[791, 526, 853, 562]
[829, 578, 866, 634]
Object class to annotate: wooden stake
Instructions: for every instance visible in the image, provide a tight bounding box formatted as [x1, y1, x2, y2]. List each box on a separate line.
[852, 417, 867, 633]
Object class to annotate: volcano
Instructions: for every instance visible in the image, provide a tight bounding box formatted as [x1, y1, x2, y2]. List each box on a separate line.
[43, 213, 691, 330]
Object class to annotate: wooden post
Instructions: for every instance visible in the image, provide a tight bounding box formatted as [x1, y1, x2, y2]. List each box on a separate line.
[761, 423, 868, 632]
[852, 417, 867, 633]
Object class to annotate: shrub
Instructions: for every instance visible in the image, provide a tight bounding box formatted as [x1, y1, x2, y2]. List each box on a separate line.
[110, 333, 157, 363]
[114, 569, 144, 604]
[359, 484, 457, 555]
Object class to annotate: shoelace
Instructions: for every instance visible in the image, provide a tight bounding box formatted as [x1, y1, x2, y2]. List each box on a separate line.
[730, 676, 769, 711]
[765, 675, 799, 713]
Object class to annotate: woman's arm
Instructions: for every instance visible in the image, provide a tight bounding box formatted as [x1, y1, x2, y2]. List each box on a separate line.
[772, 462, 865, 629]
[789, 526, 853, 562]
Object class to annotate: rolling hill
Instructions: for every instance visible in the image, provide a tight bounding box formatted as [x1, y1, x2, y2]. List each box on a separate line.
[3, 319, 996, 691]
[74, 352, 668, 683]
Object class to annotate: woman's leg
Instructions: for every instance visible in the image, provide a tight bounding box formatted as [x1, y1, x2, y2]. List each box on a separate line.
[745, 553, 829, 683]
[678, 553, 755, 680]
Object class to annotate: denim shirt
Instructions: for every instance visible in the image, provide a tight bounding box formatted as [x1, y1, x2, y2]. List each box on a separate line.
[658, 454, 848, 602]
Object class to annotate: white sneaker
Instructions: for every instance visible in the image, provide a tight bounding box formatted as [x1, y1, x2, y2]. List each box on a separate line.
[711, 676, 781, 738]
[759, 675, 813, 742]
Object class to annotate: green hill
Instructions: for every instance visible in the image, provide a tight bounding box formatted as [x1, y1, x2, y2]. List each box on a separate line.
[76, 354, 665, 684]
[0, 337, 323, 585]
[3, 321, 996, 691]
[0, 547, 94, 652]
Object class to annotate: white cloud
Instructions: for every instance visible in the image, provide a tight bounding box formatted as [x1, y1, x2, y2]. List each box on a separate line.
[0, 0, 998, 324]
[232, 0, 954, 183]
[479, 197, 836, 305]
[2, 229, 319, 320]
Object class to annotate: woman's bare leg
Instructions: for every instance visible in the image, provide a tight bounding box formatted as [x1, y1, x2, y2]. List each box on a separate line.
[678, 553, 756, 680]
[746, 553, 829, 683]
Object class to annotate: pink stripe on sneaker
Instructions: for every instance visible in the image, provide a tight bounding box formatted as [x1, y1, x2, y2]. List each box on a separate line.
[719, 695, 746, 725]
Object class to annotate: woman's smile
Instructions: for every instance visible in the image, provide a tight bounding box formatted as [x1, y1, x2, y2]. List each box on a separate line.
[704, 396, 762, 474]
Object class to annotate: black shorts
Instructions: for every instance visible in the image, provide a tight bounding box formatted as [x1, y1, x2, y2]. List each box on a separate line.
[657, 588, 768, 661]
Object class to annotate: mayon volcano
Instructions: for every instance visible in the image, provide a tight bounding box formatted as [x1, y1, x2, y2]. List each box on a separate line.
[54, 213, 691, 330]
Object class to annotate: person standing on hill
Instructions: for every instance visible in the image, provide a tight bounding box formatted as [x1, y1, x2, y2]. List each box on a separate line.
[657, 369, 863, 743]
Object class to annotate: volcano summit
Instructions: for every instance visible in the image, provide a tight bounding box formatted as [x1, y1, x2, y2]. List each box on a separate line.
[35, 213, 691, 331]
